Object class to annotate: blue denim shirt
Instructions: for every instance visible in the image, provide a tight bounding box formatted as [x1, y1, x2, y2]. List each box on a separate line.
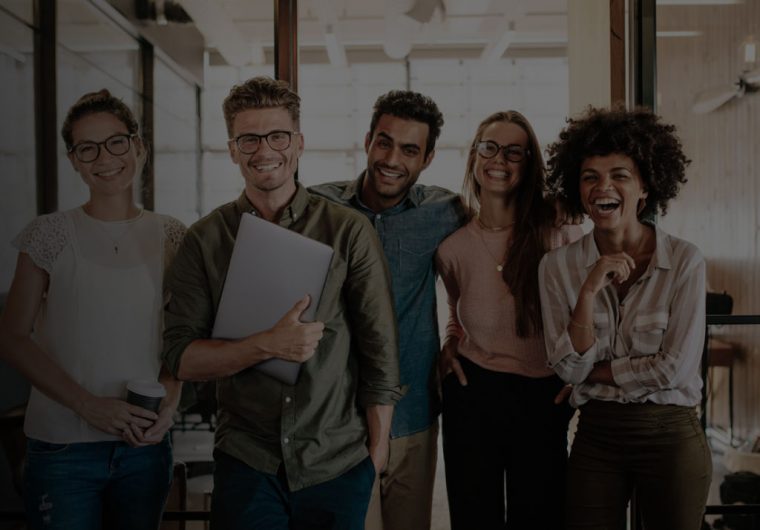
[311, 175, 466, 437]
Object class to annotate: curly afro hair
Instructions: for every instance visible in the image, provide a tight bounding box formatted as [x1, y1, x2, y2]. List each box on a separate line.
[545, 105, 690, 220]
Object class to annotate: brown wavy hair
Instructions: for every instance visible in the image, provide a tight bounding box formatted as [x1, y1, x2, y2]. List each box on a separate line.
[61, 89, 139, 150]
[463, 110, 557, 338]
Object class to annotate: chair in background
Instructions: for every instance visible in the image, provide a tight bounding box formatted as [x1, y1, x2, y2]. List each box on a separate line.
[701, 291, 736, 443]
[161, 461, 188, 530]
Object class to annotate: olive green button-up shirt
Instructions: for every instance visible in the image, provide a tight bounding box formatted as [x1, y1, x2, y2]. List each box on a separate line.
[163, 184, 402, 490]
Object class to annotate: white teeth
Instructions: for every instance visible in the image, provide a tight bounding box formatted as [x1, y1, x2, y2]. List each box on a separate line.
[95, 168, 123, 177]
[254, 162, 282, 172]
[593, 198, 620, 206]
[486, 170, 508, 178]
[379, 168, 402, 178]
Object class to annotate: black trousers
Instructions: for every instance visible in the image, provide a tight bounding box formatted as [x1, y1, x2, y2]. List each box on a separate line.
[442, 356, 573, 530]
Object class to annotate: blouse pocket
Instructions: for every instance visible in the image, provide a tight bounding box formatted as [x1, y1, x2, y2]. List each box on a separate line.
[593, 312, 611, 349]
[632, 311, 669, 355]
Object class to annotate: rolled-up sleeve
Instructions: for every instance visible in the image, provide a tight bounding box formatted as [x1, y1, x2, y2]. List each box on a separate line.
[343, 217, 403, 408]
[538, 252, 600, 384]
[162, 229, 214, 378]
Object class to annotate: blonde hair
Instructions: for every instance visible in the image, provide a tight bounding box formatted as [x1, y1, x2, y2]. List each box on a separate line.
[462, 110, 557, 337]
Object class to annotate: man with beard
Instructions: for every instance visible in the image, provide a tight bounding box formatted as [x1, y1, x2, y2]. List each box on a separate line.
[162, 76, 402, 530]
[311, 90, 465, 530]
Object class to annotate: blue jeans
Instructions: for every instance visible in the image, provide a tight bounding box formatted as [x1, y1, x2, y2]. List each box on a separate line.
[211, 450, 376, 530]
[23, 437, 173, 530]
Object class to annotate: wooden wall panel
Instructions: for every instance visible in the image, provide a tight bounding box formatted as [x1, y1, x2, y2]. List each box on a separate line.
[657, 2, 760, 440]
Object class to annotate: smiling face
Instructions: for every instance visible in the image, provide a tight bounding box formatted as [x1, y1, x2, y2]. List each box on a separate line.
[228, 107, 303, 199]
[580, 153, 649, 232]
[473, 121, 528, 198]
[361, 114, 433, 211]
[68, 112, 141, 199]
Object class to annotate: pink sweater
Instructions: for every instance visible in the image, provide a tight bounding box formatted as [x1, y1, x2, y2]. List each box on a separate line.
[436, 219, 582, 377]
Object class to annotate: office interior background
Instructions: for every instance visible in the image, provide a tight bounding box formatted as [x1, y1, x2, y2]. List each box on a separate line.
[0, 0, 758, 526]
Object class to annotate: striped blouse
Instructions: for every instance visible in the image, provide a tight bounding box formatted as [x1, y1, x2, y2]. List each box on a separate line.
[538, 224, 706, 408]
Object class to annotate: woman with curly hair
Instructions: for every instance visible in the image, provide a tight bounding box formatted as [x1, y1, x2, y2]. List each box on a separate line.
[539, 106, 711, 530]
[435, 110, 580, 529]
[0, 89, 184, 529]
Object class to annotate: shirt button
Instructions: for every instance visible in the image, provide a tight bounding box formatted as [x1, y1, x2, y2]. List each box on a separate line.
[283, 437, 290, 444]
[285, 396, 292, 404]
[375, 214, 381, 220]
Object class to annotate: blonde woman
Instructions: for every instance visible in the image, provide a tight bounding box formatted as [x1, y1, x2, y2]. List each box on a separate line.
[436, 110, 580, 530]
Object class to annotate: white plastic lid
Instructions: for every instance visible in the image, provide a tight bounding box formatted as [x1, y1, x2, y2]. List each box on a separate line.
[126, 379, 167, 398]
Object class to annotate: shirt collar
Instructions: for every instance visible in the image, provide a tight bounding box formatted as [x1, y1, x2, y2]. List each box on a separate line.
[234, 183, 310, 226]
[583, 222, 673, 272]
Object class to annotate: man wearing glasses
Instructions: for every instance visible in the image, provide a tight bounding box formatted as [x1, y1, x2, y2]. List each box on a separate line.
[162, 76, 402, 530]
[311, 90, 466, 530]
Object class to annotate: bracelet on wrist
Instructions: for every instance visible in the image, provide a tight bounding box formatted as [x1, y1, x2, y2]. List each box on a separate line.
[569, 318, 594, 331]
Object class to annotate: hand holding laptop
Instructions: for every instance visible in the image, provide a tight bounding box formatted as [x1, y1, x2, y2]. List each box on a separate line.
[212, 213, 335, 384]
[263, 295, 325, 363]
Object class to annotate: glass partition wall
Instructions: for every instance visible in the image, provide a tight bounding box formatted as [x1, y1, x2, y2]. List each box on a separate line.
[56, 0, 142, 210]
[0, 6, 36, 293]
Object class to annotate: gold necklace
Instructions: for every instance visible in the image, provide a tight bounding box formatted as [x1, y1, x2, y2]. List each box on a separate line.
[476, 215, 515, 232]
[475, 218, 510, 272]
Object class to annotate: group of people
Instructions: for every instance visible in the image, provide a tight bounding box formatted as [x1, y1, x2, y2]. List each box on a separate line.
[0, 75, 711, 530]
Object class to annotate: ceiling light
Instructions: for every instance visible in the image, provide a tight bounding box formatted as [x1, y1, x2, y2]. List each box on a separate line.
[324, 28, 347, 67]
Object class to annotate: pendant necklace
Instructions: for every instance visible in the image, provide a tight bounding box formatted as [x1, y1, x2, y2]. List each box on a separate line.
[476, 216, 513, 272]
[83, 206, 142, 255]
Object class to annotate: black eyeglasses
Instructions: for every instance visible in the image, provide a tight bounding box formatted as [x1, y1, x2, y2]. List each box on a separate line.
[69, 134, 137, 163]
[476, 140, 530, 163]
[230, 130, 298, 154]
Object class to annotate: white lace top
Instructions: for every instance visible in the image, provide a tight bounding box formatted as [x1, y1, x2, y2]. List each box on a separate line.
[13, 207, 185, 443]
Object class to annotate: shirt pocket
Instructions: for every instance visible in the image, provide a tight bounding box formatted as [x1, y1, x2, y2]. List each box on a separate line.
[399, 238, 437, 277]
[631, 311, 669, 355]
[593, 312, 611, 345]
[315, 255, 347, 323]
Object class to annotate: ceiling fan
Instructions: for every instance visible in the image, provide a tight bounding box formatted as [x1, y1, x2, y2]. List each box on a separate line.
[692, 67, 760, 113]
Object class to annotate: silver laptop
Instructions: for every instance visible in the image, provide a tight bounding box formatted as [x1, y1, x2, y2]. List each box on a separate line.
[212, 213, 334, 384]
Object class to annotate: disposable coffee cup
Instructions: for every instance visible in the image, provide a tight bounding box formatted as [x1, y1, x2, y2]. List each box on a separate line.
[126, 380, 166, 413]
